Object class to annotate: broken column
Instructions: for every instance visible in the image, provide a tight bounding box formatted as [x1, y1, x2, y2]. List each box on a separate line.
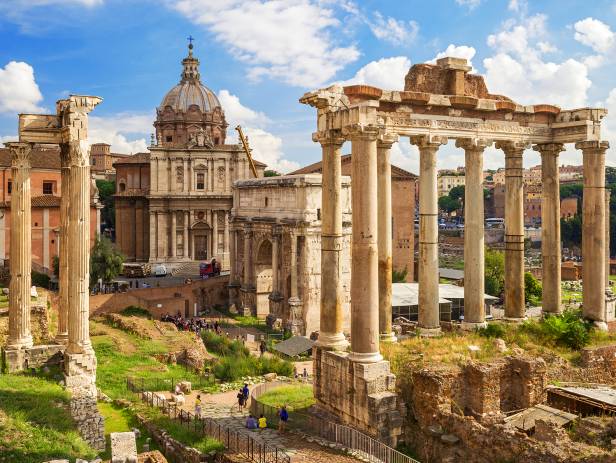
[578, 140, 609, 329]
[412, 135, 447, 335]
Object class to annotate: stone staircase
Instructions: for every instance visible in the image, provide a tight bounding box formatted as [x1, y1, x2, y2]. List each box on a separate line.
[171, 262, 202, 276]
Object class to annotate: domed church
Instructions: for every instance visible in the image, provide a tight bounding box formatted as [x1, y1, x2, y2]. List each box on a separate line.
[114, 43, 265, 271]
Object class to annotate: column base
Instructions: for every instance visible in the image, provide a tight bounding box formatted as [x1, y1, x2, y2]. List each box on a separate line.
[55, 333, 69, 345]
[380, 332, 398, 343]
[315, 331, 349, 351]
[2, 346, 26, 373]
[6, 335, 34, 350]
[461, 321, 487, 331]
[347, 351, 383, 363]
[503, 317, 527, 323]
[593, 321, 609, 331]
[418, 326, 442, 337]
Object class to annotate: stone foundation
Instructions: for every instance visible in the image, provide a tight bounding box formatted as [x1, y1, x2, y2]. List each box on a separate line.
[313, 347, 403, 446]
[2, 343, 65, 373]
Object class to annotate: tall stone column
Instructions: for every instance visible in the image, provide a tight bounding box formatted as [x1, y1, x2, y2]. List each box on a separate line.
[315, 131, 348, 351]
[271, 226, 280, 296]
[411, 135, 447, 335]
[224, 211, 230, 256]
[56, 144, 70, 344]
[607, 190, 611, 287]
[457, 138, 490, 329]
[243, 223, 254, 289]
[183, 211, 189, 259]
[289, 233, 298, 298]
[347, 125, 382, 362]
[6, 142, 34, 350]
[535, 143, 564, 314]
[212, 210, 219, 258]
[149, 211, 157, 261]
[498, 141, 528, 320]
[183, 159, 188, 193]
[170, 211, 177, 259]
[578, 141, 609, 329]
[377, 133, 398, 342]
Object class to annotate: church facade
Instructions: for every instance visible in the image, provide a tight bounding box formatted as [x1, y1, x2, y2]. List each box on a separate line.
[114, 44, 264, 269]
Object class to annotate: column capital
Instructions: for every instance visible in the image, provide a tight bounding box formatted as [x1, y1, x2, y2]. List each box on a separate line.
[533, 143, 565, 155]
[67, 140, 91, 167]
[313, 130, 345, 147]
[575, 140, 609, 153]
[496, 140, 529, 156]
[410, 135, 447, 150]
[455, 138, 492, 151]
[342, 123, 379, 141]
[6, 142, 33, 169]
[377, 132, 398, 149]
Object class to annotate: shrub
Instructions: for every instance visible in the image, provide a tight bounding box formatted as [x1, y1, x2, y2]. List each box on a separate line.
[31, 270, 50, 289]
[478, 323, 507, 339]
[520, 309, 591, 350]
[120, 306, 152, 318]
[524, 272, 542, 306]
[202, 331, 249, 357]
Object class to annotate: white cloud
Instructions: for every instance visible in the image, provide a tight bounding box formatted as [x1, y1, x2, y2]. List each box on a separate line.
[339, 56, 411, 90]
[574, 18, 615, 53]
[508, 0, 527, 13]
[218, 90, 298, 173]
[455, 0, 481, 9]
[368, 12, 418, 46]
[89, 112, 152, 154]
[168, 0, 359, 87]
[0, 61, 45, 114]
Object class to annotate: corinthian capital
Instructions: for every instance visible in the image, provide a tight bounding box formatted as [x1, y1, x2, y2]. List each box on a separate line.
[67, 140, 91, 168]
[532, 143, 564, 156]
[409, 135, 447, 150]
[455, 138, 492, 152]
[313, 130, 345, 147]
[495, 140, 530, 155]
[342, 123, 379, 141]
[575, 140, 609, 153]
[377, 131, 399, 149]
[6, 142, 33, 169]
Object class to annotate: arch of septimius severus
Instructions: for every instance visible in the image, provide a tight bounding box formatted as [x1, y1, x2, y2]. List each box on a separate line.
[302, 57, 610, 445]
[2, 95, 105, 449]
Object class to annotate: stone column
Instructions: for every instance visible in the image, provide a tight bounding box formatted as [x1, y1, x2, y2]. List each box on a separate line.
[289, 232, 298, 298]
[66, 140, 94, 357]
[56, 145, 70, 344]
[458, 138, 490, 329]
[271, 226, 280, 295]
[607, 190, 611, 287]
[225, 158, 230, 193]
[377, 133, 398, 342]
[411, 135, 447, 335]
[243, 223, 254, 288]
[315, 131, 348, 351]
[183, 211, 189, 259]
[6, 142, 34, 350]
[535, 143, 564, 314]
[212, 210, 219, 258]
[229, 227, 237, 281]
[183, 159, 188, 193]
[578, 141, 609, 329]
[170, 211, 177, 259]
[498, 141, 528, 320]
[348, 125, 382, 363]
[149, 211, 157, 261]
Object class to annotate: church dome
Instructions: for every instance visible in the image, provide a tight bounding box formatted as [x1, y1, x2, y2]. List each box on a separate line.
[160, 78, 221, 113]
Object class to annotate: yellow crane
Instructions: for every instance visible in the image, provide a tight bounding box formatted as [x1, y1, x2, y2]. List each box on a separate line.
[235, 125, 258, 178]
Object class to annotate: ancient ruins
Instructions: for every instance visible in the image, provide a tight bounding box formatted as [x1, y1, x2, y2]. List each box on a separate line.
[1, 94, 105, 449]
[301, 56, 611, 445]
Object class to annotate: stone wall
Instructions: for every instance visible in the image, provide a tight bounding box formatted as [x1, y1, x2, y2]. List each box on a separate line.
[313, 348, 403, 446]
[70, 394, 105, 451]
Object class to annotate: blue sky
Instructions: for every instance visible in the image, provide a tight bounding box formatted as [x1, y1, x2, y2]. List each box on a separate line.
[1, 0, 615, 173]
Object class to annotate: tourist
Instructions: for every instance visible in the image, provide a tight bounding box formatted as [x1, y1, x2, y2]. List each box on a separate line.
[278, 405, 289, 433]
[259, 340, 267, 357]
[302, 368, 308, 382]
[246, 414, 258, 430]
[293, 366, 298, 379]
[195, 394, 202, 418]
[258, 414, 267, 429]
[237, 388, 246, 411]
[242, 383, 249, 403]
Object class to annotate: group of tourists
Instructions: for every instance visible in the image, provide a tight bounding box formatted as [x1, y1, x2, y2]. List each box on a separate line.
[161, 313, 222, 335]
[245, 406, 289, 432]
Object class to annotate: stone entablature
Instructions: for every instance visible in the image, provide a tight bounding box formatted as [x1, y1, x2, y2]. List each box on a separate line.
[229, 174, 351, 336]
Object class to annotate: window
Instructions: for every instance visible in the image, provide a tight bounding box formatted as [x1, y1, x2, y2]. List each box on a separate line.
[166, 136, 173, 142]
[196, 173, 205, 190]
[7, 181, 11, 194]
[265, 197, 268, 207]
[92, 158, 96, 165]
[43, 181, 54, 195]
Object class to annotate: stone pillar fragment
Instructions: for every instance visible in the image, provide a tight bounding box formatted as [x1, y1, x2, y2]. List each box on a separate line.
[6, 142, 34, 351]
[578, 141, 609, 329]
[377, 133, 398, 342]
[347, 125, 382, 362]
[56, 145, 70, 344]
[457, 138, 490, 329]
[535, 143, 564, 314]
[315, 131, 348, 351]
[498, 141, 528, 320]
[411, 135, 447, 335]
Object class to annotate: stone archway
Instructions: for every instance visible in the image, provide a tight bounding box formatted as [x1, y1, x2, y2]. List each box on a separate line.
[255, 239, 273, 318]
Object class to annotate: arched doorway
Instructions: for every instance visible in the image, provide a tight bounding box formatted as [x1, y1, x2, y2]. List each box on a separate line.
[255, 239, 273, 318]
[192, 222, 210, 261]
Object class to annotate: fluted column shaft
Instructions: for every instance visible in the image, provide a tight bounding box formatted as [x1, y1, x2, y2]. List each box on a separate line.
[183, 211, 189, 259]
[378, 134, 397, 342]
[271, 228, 280, 295]
[315, 131, 348, 350]
[212, 210, 219, 258]
[149, 211, 157, 261]
[224, 211, 230, 261]
[500, 141, 527, 319]
[536, 143, 564, 314]
[56, 146, 70, 343]
[458, 139, 489, 328]
[348, 126, 382, 362]
[170, 211, 177, 258]
[607, 190, 611, 287]
[7, 143, 33, 349]
[290, 233, 298, 298]
[243, 225, 254, 288]
[412, 136, 446, 334]
[67, 141, 93, 355]
[578, 141, 609, 329]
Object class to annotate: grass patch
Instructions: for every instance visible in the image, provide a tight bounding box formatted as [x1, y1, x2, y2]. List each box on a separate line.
[202, 330, 250, 357]
[0, 374, 96, 463]
[258, 384, 315, 411]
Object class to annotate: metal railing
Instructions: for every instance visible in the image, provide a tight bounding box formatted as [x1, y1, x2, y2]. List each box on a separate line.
[127, 378, 291, 463]
[250, 382, 420, 463]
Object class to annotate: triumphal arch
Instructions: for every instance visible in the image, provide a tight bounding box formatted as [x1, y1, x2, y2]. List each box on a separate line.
[2, 95, 105, 449]
[301, 57, 610, 445]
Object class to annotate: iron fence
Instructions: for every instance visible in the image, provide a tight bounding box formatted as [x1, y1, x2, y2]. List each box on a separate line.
[250, 382, 420, 463]
[127, 378, 291, 463]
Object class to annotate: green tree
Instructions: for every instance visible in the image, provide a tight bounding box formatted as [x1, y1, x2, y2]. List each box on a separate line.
[438, 195, 461, 214]
[524, 272, 542, 306]
[392, 267, 408, 283]
[485, 249, 505, 297]
[96, 179, 116, 232]
[561, 215, 582, 249]
[606, 166, 616, 184]
[449, 185, 465, 202]
[264, 170, 281, 177]
[90, 236, 124, 288]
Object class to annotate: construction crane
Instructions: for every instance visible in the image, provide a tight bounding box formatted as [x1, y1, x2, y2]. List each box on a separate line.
[235, 125, 258, 178]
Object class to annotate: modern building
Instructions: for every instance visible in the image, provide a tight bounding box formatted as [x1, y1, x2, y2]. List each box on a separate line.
[437, 171, 465, 197]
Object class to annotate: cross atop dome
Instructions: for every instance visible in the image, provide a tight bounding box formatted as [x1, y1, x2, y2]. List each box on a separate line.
[181, 37, 200, 82]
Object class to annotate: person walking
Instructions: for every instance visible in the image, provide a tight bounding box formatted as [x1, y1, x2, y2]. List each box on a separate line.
[259, 340, 267, 357]
[278, 405, 289, 433]
[258, 414, 267, 430]
[195, 394, 202, 418]
[242, 383, 250, 406]
[237, 388, 246, 411]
